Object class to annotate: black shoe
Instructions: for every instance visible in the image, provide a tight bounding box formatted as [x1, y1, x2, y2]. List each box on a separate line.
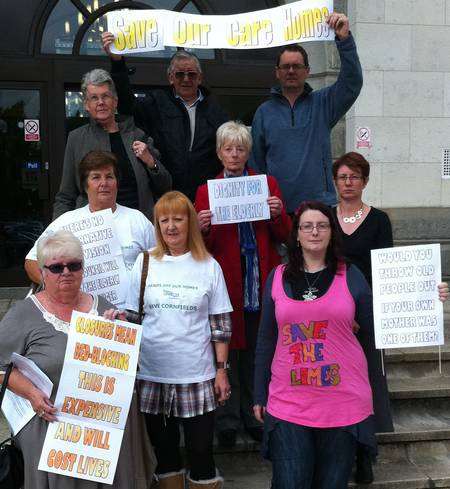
[245, 426, 264, 442]
[355, 450, 374, 484]
[217, 429, 237, 448]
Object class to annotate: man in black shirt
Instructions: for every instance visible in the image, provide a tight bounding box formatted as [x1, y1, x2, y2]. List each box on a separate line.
[102, 33, 229, 201]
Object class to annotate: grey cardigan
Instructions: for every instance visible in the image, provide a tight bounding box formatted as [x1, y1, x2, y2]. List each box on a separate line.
[53, 116, 172, 221]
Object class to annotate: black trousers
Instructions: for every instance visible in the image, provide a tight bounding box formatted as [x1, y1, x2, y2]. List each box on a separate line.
[145, 410, 216, 480]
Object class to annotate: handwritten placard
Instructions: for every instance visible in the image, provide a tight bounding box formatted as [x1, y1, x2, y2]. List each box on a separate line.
[38, 312, 142, 484]
[371, 244, 444, 349]
[207, 174, 270, 225]
[107, 0, 334, 54]
[60, 209, 127, 306]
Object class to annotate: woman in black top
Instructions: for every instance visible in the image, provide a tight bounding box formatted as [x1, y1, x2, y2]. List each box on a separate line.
[332, 152, 393, 483]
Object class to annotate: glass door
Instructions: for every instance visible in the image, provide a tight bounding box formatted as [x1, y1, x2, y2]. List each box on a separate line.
[0, 86, 49, 286]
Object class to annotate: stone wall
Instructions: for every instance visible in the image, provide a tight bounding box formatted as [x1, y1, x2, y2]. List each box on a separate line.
[346, 0, 450, 208]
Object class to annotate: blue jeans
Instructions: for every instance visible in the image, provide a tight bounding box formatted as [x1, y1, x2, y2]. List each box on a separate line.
[268, 416, 356, 489]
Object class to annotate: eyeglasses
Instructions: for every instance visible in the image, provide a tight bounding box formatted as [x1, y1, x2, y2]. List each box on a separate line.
[299, 223, 330, 233]
[86, 93, 114, 104]
[277, 63, 308, 71]
[173, 71, 199, 80]
[44, 262, 83, 274]
[336, 175, 364, 182]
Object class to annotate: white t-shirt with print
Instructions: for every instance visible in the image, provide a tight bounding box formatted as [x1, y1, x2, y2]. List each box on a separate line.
[126, 252, 233, 384]
[26, 204, 155, 307]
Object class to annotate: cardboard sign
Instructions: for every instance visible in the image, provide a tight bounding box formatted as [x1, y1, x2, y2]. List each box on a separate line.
[107, 0, 334, 54]
[207, 174, 270, 225]
[371, 244, 444, 349]
[38, 312, 142, 484]
[24, 119, 40, 141]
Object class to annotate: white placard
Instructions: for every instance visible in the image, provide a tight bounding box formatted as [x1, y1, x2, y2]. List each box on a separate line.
[59, 208, 127, 306]
[207, 174, 270, 225]
[371, 244, 444, 349]
[107, 0, 334, 54]
[38, 312, 142, 484]
[1, 353, 53, 435]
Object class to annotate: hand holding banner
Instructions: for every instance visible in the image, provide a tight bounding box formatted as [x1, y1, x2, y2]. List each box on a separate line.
[107, 0, 334, 54]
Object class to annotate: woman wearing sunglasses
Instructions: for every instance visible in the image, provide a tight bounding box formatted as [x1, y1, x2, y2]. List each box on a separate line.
[0, 230, 154, 489]
[25, 150, 155, 308]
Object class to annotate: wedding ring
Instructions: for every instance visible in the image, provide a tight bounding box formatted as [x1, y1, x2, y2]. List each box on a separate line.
[39, 410, 45, 417]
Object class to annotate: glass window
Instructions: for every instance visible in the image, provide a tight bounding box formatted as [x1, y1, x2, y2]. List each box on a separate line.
[0, 89, 47, 279]
[41, 0, 85, 54]
[81, 0, 179, 8]
[43, 0, 215, 59]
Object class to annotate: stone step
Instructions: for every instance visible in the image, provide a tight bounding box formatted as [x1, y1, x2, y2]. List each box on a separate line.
[350, 440, 450, 488]
[388, 376, 450, 399]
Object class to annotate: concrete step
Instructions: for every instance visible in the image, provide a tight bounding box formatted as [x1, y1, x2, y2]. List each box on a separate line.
[388, 376, 450, 399]
[350, 441, 450, 488]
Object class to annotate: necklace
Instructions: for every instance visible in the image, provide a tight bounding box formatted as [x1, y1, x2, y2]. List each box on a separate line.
[302, 268, 325, 301]
[341, 204, 364, 224]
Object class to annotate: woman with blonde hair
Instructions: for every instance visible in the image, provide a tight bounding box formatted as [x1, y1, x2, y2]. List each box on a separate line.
[126, 191, 233, 489]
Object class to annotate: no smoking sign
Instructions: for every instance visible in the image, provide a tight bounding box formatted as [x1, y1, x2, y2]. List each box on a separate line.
[24, 119, 40, 142]
[356, 126, 371, 149]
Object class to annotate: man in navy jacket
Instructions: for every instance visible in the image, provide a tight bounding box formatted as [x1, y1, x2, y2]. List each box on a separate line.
[250, 12, 363, 213]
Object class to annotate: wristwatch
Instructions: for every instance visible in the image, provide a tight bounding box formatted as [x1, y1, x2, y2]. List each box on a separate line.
[216, 361, 230, 370]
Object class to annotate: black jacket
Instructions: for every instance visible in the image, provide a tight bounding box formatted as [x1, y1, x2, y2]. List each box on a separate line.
[111, 60, 229, 201]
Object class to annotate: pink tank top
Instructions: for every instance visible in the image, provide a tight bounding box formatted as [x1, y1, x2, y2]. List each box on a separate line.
[267, 264, 373, 428]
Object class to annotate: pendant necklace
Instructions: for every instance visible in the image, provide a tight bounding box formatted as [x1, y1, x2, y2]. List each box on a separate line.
[302, 268, 325, 301]
[341, 204, 364, 224]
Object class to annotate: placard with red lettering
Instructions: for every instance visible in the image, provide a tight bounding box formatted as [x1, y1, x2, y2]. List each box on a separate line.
[38, 312, 142, 484]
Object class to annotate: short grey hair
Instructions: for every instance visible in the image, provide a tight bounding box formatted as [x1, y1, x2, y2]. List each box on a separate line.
[216, 121, 252, 153]
[167, 51, 202, 76]
[37, 230, 84, 270]
[81, 69, 117, 101]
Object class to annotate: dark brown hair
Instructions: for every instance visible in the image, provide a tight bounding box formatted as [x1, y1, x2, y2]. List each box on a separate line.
[78, 150, 119, 192]
[284, 201, 344, 281]
[332, 152, 370, 181]
[276, 44, 309, 68]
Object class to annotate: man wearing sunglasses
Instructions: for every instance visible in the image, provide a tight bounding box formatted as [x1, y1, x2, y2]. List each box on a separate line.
[102, 34, 229, 201]
[250, 12, 363, 214]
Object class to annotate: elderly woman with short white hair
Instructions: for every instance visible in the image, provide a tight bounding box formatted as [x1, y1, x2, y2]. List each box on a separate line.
[195, 121, 291, 447]
[53, 67, 171, 220]
[0, 229, 154, 489]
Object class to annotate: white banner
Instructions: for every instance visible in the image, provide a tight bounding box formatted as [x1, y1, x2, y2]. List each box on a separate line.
[38, 312, 142, 484]
[60, 209, 127, 306]
[208, 174, 270, 225]
[371, 244, 444, 350]
[107, 0, 334, 54]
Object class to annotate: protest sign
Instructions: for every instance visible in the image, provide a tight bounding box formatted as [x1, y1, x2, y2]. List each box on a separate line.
[107, 0, 334, 54]
[59, 208, 127, 306]
[207, 174, 270, 225]
[38, 312, 142, 484]
[371, 244, 444, 349]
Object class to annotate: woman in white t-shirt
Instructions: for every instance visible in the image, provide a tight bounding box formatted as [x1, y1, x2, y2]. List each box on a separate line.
[24, 150, 155, 308]
[126, 191, 233, 489]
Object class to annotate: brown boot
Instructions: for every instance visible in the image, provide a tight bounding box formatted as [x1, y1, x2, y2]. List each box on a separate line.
[154, 470, 185, 489]
[187, 471, 224, 489]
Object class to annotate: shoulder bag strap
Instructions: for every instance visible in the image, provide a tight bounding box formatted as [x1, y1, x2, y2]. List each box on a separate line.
[138, 251, 150, 324]
[0, 362, 13, 408]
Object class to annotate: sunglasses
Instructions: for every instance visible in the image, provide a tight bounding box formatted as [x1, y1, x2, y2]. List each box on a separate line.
[173, 71, 199, 80]
[44, 261, 83, 274]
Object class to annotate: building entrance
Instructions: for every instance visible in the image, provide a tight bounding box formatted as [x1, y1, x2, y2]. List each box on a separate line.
[0, 86, 49, 286]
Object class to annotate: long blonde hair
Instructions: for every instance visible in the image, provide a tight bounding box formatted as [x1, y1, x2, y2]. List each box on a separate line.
[151, 191, 209, 261]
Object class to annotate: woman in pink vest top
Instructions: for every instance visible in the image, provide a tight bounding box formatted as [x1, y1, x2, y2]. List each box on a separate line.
[253, 201, 377, 489]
